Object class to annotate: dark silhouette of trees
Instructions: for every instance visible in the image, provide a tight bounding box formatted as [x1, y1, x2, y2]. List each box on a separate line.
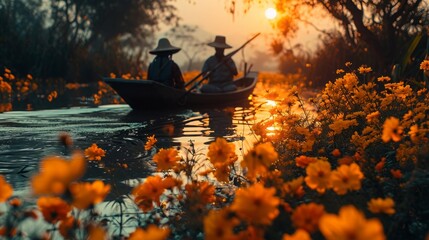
[228, 0, 429, 82]
[0, 0, 179, 82]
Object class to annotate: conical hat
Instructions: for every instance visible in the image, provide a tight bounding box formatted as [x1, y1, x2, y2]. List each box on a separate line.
[149, 38, 181, 54]
[207, 35, 232, 49]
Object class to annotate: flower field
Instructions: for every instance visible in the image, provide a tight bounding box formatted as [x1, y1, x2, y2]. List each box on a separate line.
[0, 61, 429, 239]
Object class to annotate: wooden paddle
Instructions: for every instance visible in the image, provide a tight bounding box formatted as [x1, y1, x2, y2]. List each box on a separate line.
[184, 32, 261, 90]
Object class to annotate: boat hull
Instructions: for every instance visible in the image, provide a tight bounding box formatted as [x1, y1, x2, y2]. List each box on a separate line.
[103, 72, 258, 110]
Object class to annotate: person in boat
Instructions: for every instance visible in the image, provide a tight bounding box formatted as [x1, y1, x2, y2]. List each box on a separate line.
[200, 35, 238, 93]
[148, 38, 185, 89]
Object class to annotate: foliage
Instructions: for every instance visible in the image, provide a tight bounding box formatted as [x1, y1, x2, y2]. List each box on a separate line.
[0, 0, 179, 82]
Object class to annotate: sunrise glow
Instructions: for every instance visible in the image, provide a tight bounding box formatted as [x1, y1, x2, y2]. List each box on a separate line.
[265, 7, 277, 20]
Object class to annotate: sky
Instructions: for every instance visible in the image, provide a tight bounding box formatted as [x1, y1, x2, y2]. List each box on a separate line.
[157, 0, 325, 72]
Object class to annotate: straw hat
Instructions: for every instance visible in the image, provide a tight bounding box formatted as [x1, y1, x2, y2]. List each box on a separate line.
[207, 35, 232, 49]
[149, 38, 181, 54]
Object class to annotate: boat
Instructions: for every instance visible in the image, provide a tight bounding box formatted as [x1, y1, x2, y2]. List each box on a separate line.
[103, 71, 258, 110]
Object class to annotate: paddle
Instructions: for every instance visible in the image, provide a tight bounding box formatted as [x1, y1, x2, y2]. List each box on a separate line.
[183, 32, 261, 90]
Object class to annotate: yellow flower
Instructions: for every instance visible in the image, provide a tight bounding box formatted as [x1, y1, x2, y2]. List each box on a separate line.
[37, 197, 71, 224]
[207, 137, 236, 164]
[204, 208, 239, 240]
[241, 142, 278, 179]
[129, 225, 170, 240]
[282, 229, 311, 240]
[153, 148, 180, 171]
[305, 160, 332, 194]
[0, 176, 13, 202]
[145, 135, 157, 151]
[132, 175, 165, 211]
[419, 60, 429, 71]
[319, 205, 385, 240]
[230, 183, 280, 225]
[69, 180, 111, 209]
[382, 117, 403, 142]
[368, 197, 395, 215]
[330, 163, 364, 195]
[31, 152, 86, 195]
[291, 203, 325, 233]
[84, 143, 106, 161]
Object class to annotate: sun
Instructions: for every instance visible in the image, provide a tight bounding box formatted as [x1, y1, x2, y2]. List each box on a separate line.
[265, 7, 277, 20]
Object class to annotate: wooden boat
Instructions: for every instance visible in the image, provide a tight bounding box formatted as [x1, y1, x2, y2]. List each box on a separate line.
[103, 71, 258, 110]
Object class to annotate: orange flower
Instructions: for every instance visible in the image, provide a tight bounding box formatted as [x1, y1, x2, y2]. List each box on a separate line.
[69, 180, 111, 209]
[37, 197, 71, 224]
[241, 142, 278, 179]
[377, 76, 391, 82]
[319, 205, 385, 240]
[84, 143, 106, 161]
[283, 177, 305, 198]
[390, 169, 403, 179]
[153, 148, 180, 171]
[382, 117, 403, 142]
[282, 229, 311, 240]
[129, 225, 170, 240]
[204, 208, 239, 240]
[330, 163, 364, 195]
[291, 203, 325, 233]
[145, 135, 157, 151]
[132, 175, 165, 211]
[59, 216, 79, 239]
[358, 65, 372, 74]
[419, 59, 429, 71]
[230, 183, 280, 225]
[375, 158, 386, 172]
[368, 197, 395, 215]
[295, 155, 317, 168]
[366, 111, 381, 123]
[0, 175, 13, 202]
[88, 225, 107, 240]
[185, 181, 216, 205]
[305, 160, 332, 194]
[331, 149, 341, 157]
[31, 152, 86, 195]
[207, 137, 236, 164]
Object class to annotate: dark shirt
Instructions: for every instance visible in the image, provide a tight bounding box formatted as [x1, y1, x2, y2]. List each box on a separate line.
[202, 55, 238, 85]
[148, 55, 184, 89]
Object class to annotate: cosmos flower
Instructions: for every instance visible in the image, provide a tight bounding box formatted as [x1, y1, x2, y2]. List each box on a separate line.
[37, 197, 71, 224]
[330, 163, 364, 195]
[84, 143, 106, 161]
[295, 155, 317, 168]
[145, 135, 157, 151]
[204, 208, 239, 240]
[282, 229, 311, 240]
[230, 183, 280, 225]
[128, 225, 170, 240]
[207, 137, 236, 164]
[305, 160, 332, 194]
[241, 142, 278, 179]
[69, 180, 111, 209]
[0, 176, 13, 202]
[382, 117, 403, 142]
[132, 175, 165, 212]
[419, 59, 429, 71]
[319, 205, 385, 240]
[153, 148, 180, 171]
[368, 197, 395, 215]
[291, 203, 325, 233]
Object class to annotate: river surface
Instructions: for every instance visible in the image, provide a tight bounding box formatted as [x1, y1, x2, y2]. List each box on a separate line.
[0, 101, 269, 198]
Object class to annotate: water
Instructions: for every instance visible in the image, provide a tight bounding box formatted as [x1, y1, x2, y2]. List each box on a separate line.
[0, 103, 265, 197]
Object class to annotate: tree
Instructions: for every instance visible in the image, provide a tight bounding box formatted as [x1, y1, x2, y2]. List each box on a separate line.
[0, 0, 180, 81]
[228, 0, 429, 75]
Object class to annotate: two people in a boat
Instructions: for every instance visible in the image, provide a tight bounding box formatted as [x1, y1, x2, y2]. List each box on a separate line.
[148, 35, 238, 92]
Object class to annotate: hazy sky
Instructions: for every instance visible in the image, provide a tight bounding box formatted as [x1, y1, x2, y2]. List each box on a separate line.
[158, 0, 326, 71]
